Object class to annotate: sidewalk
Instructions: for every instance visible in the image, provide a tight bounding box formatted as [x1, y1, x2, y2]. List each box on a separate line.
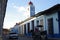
[48, 38, 60, 40]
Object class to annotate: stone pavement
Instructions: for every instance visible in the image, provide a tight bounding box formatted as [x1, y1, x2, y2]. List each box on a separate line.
[19, 36, 33, 40]
[18, 36, 60, 40]
[48, 38, 60, 40]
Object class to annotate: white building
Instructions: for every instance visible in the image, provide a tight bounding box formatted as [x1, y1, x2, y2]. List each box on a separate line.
[27, 1, 35, 17]
[18, 4, 60, 38]
[12, 1, 60, 38]
[9, 23, 19, 40]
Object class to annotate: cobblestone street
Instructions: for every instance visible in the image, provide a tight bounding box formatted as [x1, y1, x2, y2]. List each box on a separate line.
[18, 36, 33, 40]
[9, 36, 60, 40]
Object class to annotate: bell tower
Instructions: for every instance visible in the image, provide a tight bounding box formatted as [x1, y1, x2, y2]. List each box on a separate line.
[27, 1, 35, 17]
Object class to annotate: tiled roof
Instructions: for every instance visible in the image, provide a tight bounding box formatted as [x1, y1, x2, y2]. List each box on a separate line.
[18, 17, 35, 24]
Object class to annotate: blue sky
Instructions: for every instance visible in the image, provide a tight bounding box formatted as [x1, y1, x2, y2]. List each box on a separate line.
[3, 0, 60, 29]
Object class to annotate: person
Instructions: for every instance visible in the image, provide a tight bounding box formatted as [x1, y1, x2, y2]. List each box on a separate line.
[30, 30, 35, 37]
[40, 31, 47, 40]
[35, 27, 38, 32]
[34, 28, 40, 40]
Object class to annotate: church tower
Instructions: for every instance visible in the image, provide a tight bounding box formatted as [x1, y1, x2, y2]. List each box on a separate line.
[27, 1, 35, 17]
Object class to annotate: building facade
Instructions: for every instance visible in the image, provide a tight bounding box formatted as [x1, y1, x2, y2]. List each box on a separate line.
[9, 23, 19, 40]
[18, 4, 60, 38]
[11, 1, 60, 38]
[0, 0, 8, 40]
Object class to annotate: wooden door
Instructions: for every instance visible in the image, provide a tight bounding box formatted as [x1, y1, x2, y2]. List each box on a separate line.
[48, 18, 54, 34]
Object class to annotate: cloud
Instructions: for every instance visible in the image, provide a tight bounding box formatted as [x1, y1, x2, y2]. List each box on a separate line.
[13, 5, 18, 9]
[4, 3, 30, 29]
[10, 4, 31, 21]
[12, 5, 26, 12]
[18, 6, 26, 12]
[12, 5, 29, 17]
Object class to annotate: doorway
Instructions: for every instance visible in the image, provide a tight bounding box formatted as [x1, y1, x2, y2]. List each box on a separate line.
[48, 18, 54, 34]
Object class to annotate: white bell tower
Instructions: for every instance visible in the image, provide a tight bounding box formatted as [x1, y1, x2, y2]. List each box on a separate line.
[27, 1, 35, 17]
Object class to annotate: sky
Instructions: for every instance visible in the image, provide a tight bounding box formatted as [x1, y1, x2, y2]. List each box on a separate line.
[3, 0, 60, 29]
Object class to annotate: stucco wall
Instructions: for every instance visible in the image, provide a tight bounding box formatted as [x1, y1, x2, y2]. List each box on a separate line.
[16, 12, 59, 35]
[45, 12, 59, 34]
